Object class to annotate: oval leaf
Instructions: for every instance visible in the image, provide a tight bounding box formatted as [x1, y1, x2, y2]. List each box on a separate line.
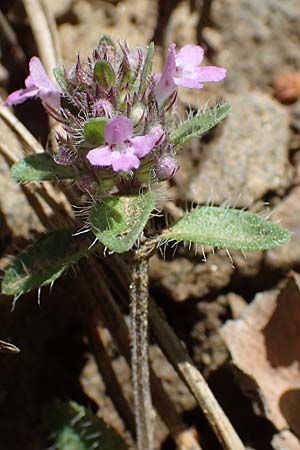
[170, 103, 231, 146]
[94, 60, 116, 87]
[46, 401, 127, 450]
[2, 229, 92, 296]
[11, 153, 76, 182]
[161, 206, 290, 251]
[89, 191, 155, 253]
[84, 117, 108, 146]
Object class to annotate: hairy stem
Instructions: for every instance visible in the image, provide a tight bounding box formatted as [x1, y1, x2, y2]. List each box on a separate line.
[90, 258, 203, 450]
[130, 257, 154, 450]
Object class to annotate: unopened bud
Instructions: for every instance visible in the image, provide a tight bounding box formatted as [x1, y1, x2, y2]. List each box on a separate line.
[155, 155, 178, 181]
[130, 103, 144, 123]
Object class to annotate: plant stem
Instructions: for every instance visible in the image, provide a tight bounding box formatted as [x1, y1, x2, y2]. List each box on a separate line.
[130, 257, 154, 450]
[90, 258, 203, 450]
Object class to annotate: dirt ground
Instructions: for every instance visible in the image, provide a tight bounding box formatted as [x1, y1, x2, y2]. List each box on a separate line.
[1, 0, 300, 449]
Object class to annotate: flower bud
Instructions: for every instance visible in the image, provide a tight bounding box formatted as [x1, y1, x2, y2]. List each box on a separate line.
[130, 103, 144, 123]
[155, 155, 178, 181]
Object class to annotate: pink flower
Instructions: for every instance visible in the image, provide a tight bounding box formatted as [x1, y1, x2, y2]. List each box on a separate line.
[5, 57, 60, 110]
[154, 44, 226, 105]
[86, 116, 158, 172]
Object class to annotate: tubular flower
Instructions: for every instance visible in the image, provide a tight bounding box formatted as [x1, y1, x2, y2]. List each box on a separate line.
[5, 57, 60, 110]
[154, 43, 226, 105]
[86, 116, 158, 172]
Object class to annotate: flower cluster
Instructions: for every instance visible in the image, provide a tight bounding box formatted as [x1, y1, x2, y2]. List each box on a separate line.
[5, 36, 226, 195]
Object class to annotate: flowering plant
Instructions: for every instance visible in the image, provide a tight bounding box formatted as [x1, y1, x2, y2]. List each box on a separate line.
[2, 36, 289, 450]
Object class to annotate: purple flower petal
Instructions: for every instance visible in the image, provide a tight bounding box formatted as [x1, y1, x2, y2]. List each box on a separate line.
[131, 133, 157, 158]
[175, 44, 204, 69]
[104, 116, 133, 145]
[28, 57, 56, 90]
[4, 87, 38, 106]
[188, 66, 227, 82]
[174, 77, 204, 89]
[111, 150, 140, 172]
[4, 56, 61, 109]
[86, 146, 112, 166]
[154, 44, 177, 105]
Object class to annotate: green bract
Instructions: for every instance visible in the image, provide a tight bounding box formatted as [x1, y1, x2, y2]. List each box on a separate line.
[161, 206, 289, 251]
[139, 42, 154, 95]
[11, 153, 76, 182]
[89, 191, 156, 253]
[94, 60, 116, 87]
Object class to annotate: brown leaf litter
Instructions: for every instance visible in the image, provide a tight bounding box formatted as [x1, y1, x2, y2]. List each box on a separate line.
[221, 272, 300, 448]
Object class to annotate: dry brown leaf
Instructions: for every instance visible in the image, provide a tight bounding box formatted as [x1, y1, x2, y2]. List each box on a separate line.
[221, 273, 300, 442]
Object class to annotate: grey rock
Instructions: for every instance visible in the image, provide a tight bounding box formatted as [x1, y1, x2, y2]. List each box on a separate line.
[212, 0, 300, 91]
[188, 93, 291, 207]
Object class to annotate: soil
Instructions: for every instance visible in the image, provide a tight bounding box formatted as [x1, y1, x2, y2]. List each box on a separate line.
[1, 0, 300, 449]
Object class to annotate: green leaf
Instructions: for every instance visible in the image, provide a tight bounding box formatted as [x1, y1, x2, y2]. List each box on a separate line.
[84, 117, 108, 146]
[161, 206, 290, 251]
[45, 401, 127, 450]
[94, 60, 116, 87]
[11, 153, 76, 182]
[139, 42, 154, 95]
[170, 103, 231, 146]
[89, 191, 155, 253]
[98, 34, 116, 51]
[1, 229, 93, 296]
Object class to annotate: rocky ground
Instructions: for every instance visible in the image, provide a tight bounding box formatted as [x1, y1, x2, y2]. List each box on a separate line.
[1, 0, 300, 449]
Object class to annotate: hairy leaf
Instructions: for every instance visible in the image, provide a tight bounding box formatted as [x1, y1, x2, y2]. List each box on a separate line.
[11, 153, 76, 182]
[89, 191, 155, 253]
[161, 206, 289, 251]
[170, 103, 231, 146]
[46, 401, 127, 450]
[84, 117, 108, 146]
[1, 229, 92, 296]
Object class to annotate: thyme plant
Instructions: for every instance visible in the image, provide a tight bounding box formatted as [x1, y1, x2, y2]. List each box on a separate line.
[2, 36, 289, 450]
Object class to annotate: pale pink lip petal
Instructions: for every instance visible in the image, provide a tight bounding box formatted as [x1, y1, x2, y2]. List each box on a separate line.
[4, 87, 38, 106]
[105, 116, 133, 145]
[40, 90, 61, 110]
[154, 43, 177, 106]
[131, 134, 157, 158]
[25, 74, 35, 89]
[86, 116, 157, 172]
[191, 66, 227, 82]
[174, 77, 204, 89]
[86, 146, 112, 166]
[111, 151, 140, 172]
[175, 44, 204, 68]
